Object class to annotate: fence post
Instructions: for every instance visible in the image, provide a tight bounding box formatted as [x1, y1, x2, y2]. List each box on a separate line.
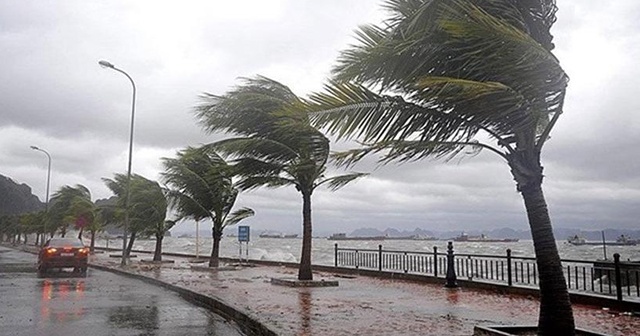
[445, 241, 458, 288]
[506, 249, 512, 287]
[378, 244, 383, 272]
[355, 249, 359, 269]
[334, 243, 338, 268]
[433, 246, 438, 277]
[614, 253, 623, 301]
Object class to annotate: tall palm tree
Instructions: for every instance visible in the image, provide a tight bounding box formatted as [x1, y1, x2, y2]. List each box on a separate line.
[194, 76, 367, 280]
[162, 146, 254, 267]
[103, 174, 167, 258]
[309, 0, 571, 334]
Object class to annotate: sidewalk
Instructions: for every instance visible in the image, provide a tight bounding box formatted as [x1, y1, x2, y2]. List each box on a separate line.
[88, 251, 640, 336]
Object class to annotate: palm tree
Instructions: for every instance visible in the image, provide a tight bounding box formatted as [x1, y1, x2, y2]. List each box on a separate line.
[194, 76, 367, 280]
[48, 185, 92, 238]
[309, 0, 571, 334]
[162, 146, 254, 267]
[68, 196, 104, 249]
[147, 220, 177, 262]
[18, 212, 36, 245]
[0, 215, 19, 242]
[103, 174, 167, 259]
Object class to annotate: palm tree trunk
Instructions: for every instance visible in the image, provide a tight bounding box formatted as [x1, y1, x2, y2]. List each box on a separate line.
[126, 231, 136, 258]
[521, 183, 575, 335]
[90, 230, 96, 253]
[298, 191, 313, 281]
[209, 225, 221, 267]
[153, 233, 163, 262]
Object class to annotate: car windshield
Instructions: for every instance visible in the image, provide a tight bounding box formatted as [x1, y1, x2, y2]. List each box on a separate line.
[46, 238, 85, 247]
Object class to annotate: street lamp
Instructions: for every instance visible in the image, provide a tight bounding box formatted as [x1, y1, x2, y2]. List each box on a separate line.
[99, 60, 136, 266]
[30, 145, 51, 245]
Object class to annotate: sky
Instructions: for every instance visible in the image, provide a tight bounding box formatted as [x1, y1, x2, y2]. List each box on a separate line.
[1, 1, 639, 235]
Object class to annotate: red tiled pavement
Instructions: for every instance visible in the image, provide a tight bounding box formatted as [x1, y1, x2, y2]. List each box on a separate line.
[89, 252, 640, 336]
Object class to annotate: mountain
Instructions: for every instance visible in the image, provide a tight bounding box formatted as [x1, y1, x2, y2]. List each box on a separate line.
[0, 174, 44, 216]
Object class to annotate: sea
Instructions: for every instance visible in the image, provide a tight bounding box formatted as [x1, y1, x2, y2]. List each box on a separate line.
[94, 236, 640, 265]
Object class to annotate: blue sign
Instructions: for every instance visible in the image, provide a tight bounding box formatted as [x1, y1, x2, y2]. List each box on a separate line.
[238, 226, 250, 242]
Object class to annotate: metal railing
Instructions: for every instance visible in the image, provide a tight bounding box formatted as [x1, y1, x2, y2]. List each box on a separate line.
[334, 243, 640, 302]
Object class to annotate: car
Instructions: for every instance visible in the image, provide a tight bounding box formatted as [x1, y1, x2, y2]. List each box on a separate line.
[37, 237, 89, 277]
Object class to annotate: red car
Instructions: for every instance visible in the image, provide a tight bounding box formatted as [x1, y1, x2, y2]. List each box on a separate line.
[37, 237, 89, 277]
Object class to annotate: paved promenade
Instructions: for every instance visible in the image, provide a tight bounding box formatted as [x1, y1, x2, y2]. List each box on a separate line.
[86, 251, 640, 336]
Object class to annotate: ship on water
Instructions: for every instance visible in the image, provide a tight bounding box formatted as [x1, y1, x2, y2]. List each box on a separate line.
[567, 234, 637, 246]
[259, 232, 299, 239]
[327, 233, 386, 241]
[453, 232, 519, 243]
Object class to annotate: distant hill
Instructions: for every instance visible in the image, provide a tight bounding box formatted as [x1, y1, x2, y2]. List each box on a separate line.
[0, 174, 44, 216]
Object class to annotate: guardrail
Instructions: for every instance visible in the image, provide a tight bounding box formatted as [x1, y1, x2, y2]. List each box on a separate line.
[334, 243, 640, 302]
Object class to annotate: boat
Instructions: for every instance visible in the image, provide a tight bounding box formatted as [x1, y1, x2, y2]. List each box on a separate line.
[327, 233, 386, 241]
[567, 235, 587, 245]
[453, 232, 519, 243]
[259, 233, 281, 238]
[567, 234, 637, 246]
[259, 232, 299, 238]
[615, 234, 638, 245]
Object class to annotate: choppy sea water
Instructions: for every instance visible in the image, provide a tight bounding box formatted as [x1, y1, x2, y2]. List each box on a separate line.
[95, 236, 640, 265]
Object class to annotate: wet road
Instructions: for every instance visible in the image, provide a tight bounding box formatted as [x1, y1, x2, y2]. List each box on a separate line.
[0, 246, 245, 336]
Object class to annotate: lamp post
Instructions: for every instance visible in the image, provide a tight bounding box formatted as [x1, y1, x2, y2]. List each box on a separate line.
[30, 146, 51, 245]
[99, 60, 136, 266]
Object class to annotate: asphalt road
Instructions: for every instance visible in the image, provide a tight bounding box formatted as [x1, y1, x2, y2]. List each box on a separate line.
[0, 245, 246, 336]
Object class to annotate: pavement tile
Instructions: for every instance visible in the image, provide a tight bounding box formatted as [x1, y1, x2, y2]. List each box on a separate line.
[89, 252, 640, 336]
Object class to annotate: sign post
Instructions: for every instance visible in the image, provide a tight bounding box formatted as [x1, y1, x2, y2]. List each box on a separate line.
[238, 226, 250, 264]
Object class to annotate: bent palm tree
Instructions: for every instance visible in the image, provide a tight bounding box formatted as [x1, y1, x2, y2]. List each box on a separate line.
[309, 0, 571, 334]
[103, 174, 167, 258]
[194, 76, 367, 280]
[48, 185, 92, 238]
[162, 146, 254, 267]
[68, 194, 100, 243]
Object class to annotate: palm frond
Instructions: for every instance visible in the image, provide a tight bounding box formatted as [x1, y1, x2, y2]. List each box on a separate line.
[224, 207, 255, 227]
[318, 173, 368, 191]
[208, 137, 299, 164]
[235, 176, 296, 191]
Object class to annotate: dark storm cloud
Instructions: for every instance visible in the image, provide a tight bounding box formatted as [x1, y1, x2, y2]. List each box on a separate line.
[1, 0, 638, 233]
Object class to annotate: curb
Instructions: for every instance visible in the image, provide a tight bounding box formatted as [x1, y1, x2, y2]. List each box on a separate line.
[89, 263, 278, 336]
[1, 244, 276, 336]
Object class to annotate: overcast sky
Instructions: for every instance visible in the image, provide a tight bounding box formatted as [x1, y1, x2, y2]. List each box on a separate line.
[1, 1, 639, 235]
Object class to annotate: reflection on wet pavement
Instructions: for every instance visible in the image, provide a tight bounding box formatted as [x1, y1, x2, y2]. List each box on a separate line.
[298, 289, 312, 336]
[40, 279, 87, 324]
[0, 245, 246, 336]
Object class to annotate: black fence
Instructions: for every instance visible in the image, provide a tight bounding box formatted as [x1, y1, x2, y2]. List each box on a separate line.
[334, 243, 640, 302]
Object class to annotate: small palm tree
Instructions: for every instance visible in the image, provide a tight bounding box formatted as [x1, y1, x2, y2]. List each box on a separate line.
[162, 146, 254, 267]
[146, 219, 177, 262]
[309, 0, 571, 333]
[48, 185, 92, 238]
[68, 196, 104, 250]
[194, 76, 366, 280]
[103, 174, 167, 258]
